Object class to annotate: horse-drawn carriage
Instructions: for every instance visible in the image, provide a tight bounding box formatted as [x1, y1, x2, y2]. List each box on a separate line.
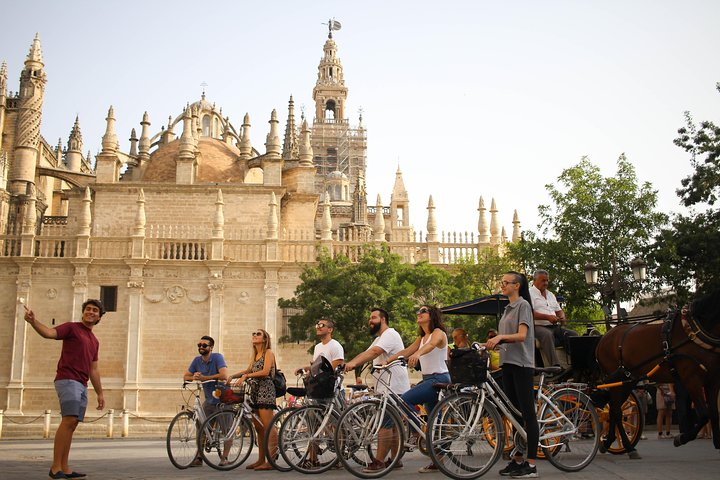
[442, 290, 720, 457]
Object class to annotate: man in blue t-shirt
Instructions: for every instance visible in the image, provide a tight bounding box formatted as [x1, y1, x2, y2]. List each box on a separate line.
[183, 335, 228, 466]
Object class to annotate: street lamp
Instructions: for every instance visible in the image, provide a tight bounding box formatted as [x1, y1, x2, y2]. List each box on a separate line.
[584, 256, 646, 326]
[630, 257, 647, 282]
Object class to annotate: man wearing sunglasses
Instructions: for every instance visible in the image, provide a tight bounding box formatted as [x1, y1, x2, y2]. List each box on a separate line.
[295, 319, 345, 375]
[183, 336, 228, 466]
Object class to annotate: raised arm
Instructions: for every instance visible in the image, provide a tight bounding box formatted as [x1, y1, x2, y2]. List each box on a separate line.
[24, 307, 58, 339]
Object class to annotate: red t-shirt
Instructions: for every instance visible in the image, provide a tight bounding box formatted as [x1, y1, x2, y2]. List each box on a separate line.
[54, 322, 99, 386]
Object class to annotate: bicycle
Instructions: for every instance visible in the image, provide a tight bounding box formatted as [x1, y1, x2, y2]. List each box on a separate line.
[427, 346, 601, 479]
[277, 364, 354, 473]
[265, 378, 309, 472]
[166, 380, 218, 469]
[334, 358, 445, 479]
[197, 381, 269, 470]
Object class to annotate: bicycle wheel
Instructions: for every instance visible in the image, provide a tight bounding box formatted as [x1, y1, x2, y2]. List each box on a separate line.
[279, 404, 340, 474]
[539, 388, 600, 472]
[603, 391, 644, 454]
[166, 410, 199, 469]
[427, 392, 504, 480]
[199, 409, 254, 470]
[335, 399, 404, 479]
[266, 406, 296, 472]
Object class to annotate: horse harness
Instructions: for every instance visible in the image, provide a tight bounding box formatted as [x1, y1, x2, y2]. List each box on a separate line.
[599, 308, 715, 389]
[680, 307, 720, 354]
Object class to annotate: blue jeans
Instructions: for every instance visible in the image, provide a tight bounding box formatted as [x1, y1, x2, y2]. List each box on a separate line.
[400, 372, 451, 427]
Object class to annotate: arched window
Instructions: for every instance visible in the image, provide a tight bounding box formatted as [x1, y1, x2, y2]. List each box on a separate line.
[202, 116, 211, 137]
[325, 100, 336, 120]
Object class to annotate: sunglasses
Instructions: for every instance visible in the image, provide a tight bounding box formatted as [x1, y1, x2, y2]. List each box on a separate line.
[197, 343, 211, 348]
[500, 280, 518, 287]
[416, 307, 430, 315]
[316, 322, 328, 328]
[252, 332, 264, 337]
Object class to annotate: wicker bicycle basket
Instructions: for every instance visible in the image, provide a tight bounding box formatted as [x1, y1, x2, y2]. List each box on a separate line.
[448, 347, 489, 385]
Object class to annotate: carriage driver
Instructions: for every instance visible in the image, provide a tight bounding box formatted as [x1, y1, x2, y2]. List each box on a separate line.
[530, 270, 578, 367]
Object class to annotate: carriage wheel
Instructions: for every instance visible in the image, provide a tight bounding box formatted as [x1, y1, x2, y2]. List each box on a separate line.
[598, 390, 644, 454]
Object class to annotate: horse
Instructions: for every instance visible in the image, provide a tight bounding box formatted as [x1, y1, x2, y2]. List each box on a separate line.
[594, 289, 720, 458]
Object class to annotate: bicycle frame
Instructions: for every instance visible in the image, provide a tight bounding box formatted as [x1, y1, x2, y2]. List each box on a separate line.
[457, 371, 581, 449]
[368, 359, 438, 439]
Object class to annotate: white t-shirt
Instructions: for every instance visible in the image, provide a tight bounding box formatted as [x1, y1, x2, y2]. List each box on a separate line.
[530, 285, 561, 327]
[370, 328, 410, 395]
[312, 338, 345, 365]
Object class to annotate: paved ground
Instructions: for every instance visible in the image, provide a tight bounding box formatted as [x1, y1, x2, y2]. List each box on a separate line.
[0, 435, 717, 479]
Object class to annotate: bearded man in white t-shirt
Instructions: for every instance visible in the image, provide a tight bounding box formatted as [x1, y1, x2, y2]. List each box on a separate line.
[344, 308, 411, 471]
[295, 319, 345, 374]
[344, 308, 410, 394]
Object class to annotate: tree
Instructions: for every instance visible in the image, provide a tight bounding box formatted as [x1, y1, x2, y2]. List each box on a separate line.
[512, 155, 667, 320]
[278, 246, 454, 360]
[651, 83, 720, 299]
[278, 245, 517, 358]
[440, 249, 519, 342]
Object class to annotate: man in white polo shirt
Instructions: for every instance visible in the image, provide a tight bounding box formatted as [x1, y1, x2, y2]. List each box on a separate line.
[530, 270, 578, 367]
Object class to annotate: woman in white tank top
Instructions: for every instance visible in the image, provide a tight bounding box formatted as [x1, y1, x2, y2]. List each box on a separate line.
[386, 305, 451, 473]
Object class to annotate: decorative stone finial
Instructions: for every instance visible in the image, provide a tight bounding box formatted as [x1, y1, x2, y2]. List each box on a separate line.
[321, 192, 332, 241]
[265, 109, 281, 155]
[374, 194, 386, 242]
[101, 106, 118, 153]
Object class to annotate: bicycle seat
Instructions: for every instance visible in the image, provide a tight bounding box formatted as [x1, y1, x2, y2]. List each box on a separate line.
[286, 387, 307, 397]
[432, 383, 452, 390]
[534, 366, 564, 375]
[346, 384, 369, 390]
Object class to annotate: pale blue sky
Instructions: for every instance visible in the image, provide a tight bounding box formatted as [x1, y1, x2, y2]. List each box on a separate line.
[2, 1, 719, 237]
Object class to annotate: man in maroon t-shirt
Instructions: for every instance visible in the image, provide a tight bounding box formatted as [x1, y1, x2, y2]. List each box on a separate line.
[25, 299, 106, 479]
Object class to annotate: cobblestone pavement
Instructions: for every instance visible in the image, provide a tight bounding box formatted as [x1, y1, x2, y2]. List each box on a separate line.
[0, 435, 717, 479]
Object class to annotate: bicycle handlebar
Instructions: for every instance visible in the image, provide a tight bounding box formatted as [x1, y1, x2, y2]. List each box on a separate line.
[370, 356, 407, 373]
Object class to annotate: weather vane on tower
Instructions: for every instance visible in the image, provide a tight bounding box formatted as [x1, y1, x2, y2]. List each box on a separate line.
[323, 18, 342, 38]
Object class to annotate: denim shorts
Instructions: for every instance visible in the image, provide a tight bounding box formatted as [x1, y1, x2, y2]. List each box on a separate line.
[55, 379, 88, 421]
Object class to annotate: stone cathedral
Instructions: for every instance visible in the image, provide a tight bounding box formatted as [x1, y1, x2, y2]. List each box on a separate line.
[0, 31, 521, 416]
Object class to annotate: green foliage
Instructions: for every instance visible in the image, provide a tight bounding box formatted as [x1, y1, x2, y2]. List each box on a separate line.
[673, 86, 720, 207]
[651, 85, 720, 300]
[278, 245, 516, 359]
[511, 155, 667, 317]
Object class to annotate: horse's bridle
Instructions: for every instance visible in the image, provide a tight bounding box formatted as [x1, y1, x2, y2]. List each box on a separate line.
[680, 307, 720, 354]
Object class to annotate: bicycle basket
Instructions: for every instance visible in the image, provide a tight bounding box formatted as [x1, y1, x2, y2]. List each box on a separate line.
[305, 355, 336, 399]
[448, 347, 488, 385]
[216, 385, 244, 404]
[305, 371, 336, 399]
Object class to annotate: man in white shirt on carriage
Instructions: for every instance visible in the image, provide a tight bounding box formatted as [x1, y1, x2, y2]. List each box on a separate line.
[530, 270, 578, 367]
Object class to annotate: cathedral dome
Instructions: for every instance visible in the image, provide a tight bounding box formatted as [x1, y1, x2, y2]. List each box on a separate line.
[190, 97, 215, 114]
[327, 170, 347, 180]
[141, 137, 245, 183]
